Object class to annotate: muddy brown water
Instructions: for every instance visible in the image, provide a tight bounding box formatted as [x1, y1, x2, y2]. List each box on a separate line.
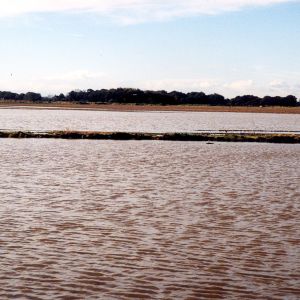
[0, 140, 299, 299]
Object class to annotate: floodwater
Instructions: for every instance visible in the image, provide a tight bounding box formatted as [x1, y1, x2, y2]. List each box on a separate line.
[0, 139, 299, 299]
[0, 108, 299, 132]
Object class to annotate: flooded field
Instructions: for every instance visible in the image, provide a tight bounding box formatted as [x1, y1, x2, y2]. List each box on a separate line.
[0, 108, 299, 133]
[0, 139, 299, 299]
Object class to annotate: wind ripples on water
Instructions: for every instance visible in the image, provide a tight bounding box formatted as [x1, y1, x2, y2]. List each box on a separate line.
[0, 109, 299, 133]
[0, 140, 299, 299]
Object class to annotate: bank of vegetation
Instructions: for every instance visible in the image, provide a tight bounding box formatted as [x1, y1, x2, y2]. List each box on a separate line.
[0, 88, 299, 107]
[0, 130, 299, 144]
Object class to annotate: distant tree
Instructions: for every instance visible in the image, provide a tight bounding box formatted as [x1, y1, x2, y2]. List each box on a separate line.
[283, 95, 297, 106]
[231, 95, 261, 106]
[53, 93, 66, 101]
[16, 93, 25, 100]
[168, 91, 186, 104]
[24, 92, 42, 102]
[0, 88, 298, 106]
[261, 95, 297, 106]
[0, 91, 18, 100]
[185, 92, 208, 105]
[207, 94, 228, 106]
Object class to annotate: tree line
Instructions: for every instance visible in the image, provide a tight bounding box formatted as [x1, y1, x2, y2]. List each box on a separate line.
[0, 88, 299, 106]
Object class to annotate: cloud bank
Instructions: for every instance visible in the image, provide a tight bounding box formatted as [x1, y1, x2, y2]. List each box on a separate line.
[0, 0, 297, 23]
[2, 70, 299, 97]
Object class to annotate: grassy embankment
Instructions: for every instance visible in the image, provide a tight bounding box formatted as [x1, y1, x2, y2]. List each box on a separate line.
[0, 130, 299, 143]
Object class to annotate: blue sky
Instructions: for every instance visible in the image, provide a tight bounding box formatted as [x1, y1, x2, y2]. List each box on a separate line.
[0, 0, 299, 97]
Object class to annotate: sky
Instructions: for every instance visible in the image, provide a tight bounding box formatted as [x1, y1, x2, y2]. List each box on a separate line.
[0, 0, 299, 97]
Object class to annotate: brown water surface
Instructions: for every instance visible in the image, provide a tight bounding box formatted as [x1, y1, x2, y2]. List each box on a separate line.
[0, 140, 299, 299]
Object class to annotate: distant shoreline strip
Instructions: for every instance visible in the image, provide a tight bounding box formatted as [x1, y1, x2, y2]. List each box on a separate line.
[0, 131, 299, 144]
[0, 103, 299, 114]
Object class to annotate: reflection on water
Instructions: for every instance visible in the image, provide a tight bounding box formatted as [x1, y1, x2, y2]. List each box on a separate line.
[0, 140, 299, 299]
[0, 108, 299, 132]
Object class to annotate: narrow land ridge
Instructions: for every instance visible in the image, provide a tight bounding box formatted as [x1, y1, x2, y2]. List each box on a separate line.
[0, 130, 299, 144]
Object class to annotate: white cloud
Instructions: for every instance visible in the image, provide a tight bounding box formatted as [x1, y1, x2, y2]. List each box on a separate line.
[224, 79, 253, 91]
[45, 70, 107, 82]
[139, 78, 218, 92]
[0, 70, 118, 95]
[1, 71, 299, 97]
[269, 79, 289, 89]
[221, 79, 300, 97]
[0, 0, 297, 23]
[269, 79, 300, 95]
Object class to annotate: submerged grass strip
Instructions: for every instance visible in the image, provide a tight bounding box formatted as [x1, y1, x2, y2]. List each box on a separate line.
[0, 130, 299, 143]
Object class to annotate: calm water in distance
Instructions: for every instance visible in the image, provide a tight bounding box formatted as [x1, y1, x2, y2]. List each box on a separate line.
[0, 108, 299, 132]
[0, 139, 299, 299]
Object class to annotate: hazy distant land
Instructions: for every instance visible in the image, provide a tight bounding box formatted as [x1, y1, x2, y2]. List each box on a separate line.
[0, 88, 299, 115]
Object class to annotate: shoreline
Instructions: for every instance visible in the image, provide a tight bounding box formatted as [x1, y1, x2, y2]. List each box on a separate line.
[0, 102, 299, 114]
[0, 130, 299, 144]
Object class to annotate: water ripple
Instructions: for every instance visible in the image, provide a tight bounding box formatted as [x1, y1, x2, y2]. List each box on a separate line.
[0, 140, 299, 299]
